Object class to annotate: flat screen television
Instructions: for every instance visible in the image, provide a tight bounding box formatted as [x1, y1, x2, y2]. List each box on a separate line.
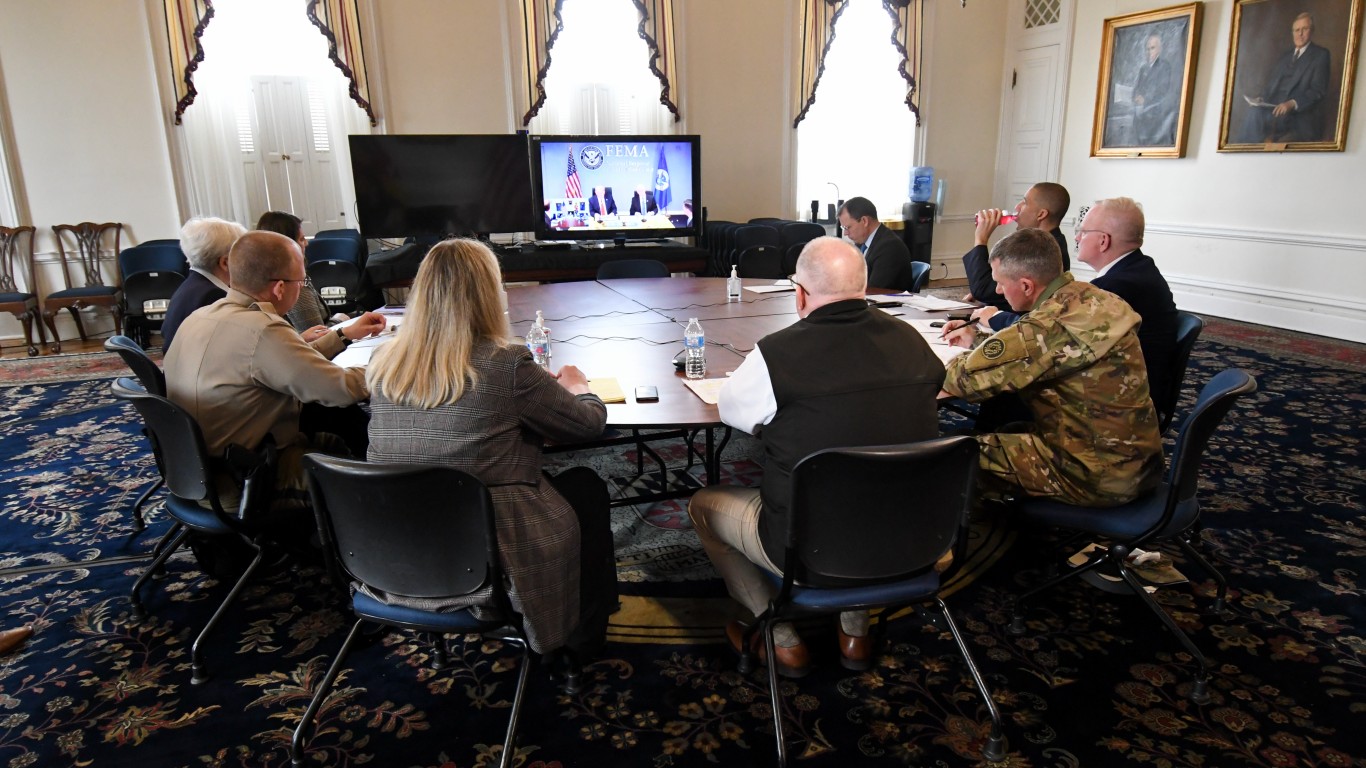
[348, 134, 535, 240]
[529, 135, 700, 242]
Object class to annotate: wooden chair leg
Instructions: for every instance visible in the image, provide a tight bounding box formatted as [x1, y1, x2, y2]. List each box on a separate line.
[42, 310, 61, 353]
[66, 306, 88, 342]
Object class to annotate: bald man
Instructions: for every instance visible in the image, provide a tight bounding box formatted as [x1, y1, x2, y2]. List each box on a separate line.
[688, 237, 945, 678]
[166, 231, 384, 514]
[964, 182, 1071, 311]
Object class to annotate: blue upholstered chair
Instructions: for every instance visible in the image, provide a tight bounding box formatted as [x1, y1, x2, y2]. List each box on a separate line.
[908, 261, 932, 293]
[737, 436, 1006, 766]
[1008, 369, 1258, 704]
[110, 377, 278, 685]
[293, 455, 532, 768]
[1157, 311, 1205, 434]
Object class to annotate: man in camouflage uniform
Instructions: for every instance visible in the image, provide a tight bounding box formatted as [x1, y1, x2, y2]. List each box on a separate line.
[941, 228, 1163, 507]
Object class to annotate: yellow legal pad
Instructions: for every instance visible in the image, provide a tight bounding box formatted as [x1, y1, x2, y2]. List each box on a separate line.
[588, 378, 627, 403]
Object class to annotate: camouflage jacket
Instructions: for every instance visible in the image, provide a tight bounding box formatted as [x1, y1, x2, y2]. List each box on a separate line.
[943, 274, 1164, 503]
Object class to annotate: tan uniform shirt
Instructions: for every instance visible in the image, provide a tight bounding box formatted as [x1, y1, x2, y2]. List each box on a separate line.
[165, 288, 367, 457]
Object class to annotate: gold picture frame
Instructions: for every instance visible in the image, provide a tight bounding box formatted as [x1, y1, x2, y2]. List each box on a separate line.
[1218, 0, 1362, 152]
[1091, 3, 1205, 158]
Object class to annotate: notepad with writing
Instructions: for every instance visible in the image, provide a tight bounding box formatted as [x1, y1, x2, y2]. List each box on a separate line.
[588, 378, 627, 403]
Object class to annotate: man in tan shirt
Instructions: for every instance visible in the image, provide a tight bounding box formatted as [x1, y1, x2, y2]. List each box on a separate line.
[165, 231, 383, 510]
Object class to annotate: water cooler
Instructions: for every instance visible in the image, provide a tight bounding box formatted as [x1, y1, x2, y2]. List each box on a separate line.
[901, 202, 935, 264]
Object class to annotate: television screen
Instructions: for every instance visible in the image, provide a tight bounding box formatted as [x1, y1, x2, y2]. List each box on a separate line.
[529, 135, 700, 241]
[348, 134, 535, 240]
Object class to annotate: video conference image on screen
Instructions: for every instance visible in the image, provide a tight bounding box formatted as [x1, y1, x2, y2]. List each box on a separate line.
[534, 139, 697, 238]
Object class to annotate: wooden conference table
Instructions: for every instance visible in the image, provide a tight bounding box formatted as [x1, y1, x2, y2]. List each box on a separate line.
[341, 276, 969, 493]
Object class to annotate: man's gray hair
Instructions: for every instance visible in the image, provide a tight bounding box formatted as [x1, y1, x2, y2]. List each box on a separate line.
[990, 228, 1062, 283]
[179, 217, 246, 271]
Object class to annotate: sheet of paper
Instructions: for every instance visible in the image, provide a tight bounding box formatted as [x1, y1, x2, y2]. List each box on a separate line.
[887, 293, 976, 312]
[681, 377, 726, 405]
[588, 378, 626, 404]
[745, 280, 795, 294]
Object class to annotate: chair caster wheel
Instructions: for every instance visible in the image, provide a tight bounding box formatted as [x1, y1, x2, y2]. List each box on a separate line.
[191, 667, 211, 685]
[981, 730, 1007, 762]
[1007, 615, 1026, 635]
[561, 668, 582, 696]
[737, 652, 755, 675]
[130, 605, 147, 622]
[1189, 674, 1211, 705]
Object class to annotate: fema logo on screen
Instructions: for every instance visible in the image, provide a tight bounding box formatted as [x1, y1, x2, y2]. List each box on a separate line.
[580, 145, 604, 170]
[655, 168, 670, 192]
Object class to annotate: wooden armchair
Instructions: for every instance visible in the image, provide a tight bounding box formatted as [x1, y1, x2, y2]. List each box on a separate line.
[43, 222, 124, 352]
[0, 225, 47, 357]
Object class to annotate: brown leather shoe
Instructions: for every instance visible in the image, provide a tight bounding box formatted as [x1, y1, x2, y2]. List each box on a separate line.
[837, 626, 873, 671]
[726, 620, 810, 678]
[0, 626, 33, 656]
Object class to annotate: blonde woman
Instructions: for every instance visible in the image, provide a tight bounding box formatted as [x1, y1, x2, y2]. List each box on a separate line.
[365, 239, 615, 658]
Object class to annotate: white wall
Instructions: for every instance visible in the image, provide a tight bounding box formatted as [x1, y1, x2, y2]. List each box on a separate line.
[0, 0, 181, 345]
[1060, 1, 1366, 342]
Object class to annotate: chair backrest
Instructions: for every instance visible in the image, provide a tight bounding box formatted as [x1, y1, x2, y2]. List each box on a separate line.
[737, 245, 785, 279]
[306, 260, 361, 308]
[777, 221, 825, 251]
[1168, 369, 1257, 506]
[0, 225, 36, 295]
[908, 262, 931, 293]
[303, 454, 504, 603]
[1157, 311, 1205, 433]
[105, 335, 167, 396]
[312, 229, 366, 263]
[786, 436, 979, 587]
[110, 377, 218, 506]
[122, 272, 186, 318]
[748, 217, 786, 226]
[119, 244, 189, 280]
[596, 258, 670, 280]
[729, 224, 780, 267]
[52, 222, 122, 289]
[305, 237, 361, 266]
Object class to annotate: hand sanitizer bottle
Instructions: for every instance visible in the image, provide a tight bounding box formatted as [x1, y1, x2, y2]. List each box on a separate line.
[727, 265, 742, 301]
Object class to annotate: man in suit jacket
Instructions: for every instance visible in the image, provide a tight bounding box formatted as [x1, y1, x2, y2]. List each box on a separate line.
[1076, 197, 1178, 399]
[963, 182, 1071, 311]
[588, 186, 617, 217]
[1132, 34, 1177, 146]
[160, 217, 244, 352]
[838, 197, 912, 290]
[1242, 12, 1332, 143]
[628, 185, 658, 216]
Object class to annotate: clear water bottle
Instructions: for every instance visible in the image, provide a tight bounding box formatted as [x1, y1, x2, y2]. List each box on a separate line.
[726, 265, 742, 301]
[527, 310, 550, 368]
[684, 317, 706, 380]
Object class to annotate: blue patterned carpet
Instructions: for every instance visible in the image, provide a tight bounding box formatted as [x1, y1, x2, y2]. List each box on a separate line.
[0, 326, 1363, 767]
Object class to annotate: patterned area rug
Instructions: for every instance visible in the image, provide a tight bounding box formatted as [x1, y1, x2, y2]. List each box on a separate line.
[1, 322, 1363, 767]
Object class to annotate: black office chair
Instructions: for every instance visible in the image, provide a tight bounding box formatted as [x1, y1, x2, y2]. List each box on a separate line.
[294, 455, 531, 768]
[736, 244, 785, 279]
[106, 336, 167, 529]
[736, 436, 1005, 766]
[727, 224, 779, 272]
[1156, 311, 1204, 434]
[777, 221, 825, 253]
[781, 242, 804, 277]
[596, 258, 670, 279]
[307, 259, 362, 315]
[119, 244, 189, 348]
[1008, 369, 1258, 704]
[908, 262, 931, 293]
[110, 377, 278, 684]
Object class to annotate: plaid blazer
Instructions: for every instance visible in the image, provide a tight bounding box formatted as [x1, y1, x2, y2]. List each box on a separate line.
[366, 341, 607, 653]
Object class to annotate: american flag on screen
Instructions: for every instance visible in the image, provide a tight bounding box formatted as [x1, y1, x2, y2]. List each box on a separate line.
[565, 145, 582, 198]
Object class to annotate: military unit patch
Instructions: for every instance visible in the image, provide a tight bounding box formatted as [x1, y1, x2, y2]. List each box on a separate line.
[982, 338, 1006, 359]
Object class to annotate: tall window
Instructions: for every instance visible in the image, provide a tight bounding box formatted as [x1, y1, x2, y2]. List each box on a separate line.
[177, 0, 370, 233]
[796, 0, 917, 220]
[529, 0, 675, 135]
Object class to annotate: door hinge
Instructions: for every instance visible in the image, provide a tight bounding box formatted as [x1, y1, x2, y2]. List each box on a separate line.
[1012, 69, 1017, 89]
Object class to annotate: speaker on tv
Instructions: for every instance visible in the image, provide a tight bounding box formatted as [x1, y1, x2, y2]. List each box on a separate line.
[902, 201, 935, 264]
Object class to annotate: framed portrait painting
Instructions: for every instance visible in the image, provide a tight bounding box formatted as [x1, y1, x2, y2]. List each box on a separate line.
[1092, 3, 1205, 158]
[1219, 0, 1363, 152]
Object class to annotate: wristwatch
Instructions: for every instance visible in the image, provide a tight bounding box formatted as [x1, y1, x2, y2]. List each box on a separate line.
[335, 327, 351, 347]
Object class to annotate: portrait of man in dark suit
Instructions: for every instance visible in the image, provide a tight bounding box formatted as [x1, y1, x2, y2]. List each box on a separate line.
[1133, 34, 1178, 146]
[1221, 1, 1358, 152]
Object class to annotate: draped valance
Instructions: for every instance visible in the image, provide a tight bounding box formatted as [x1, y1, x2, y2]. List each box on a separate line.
[794, 0, 924, 128]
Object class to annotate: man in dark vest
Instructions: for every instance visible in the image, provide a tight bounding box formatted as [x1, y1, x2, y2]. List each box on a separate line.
[688, 237, 945, 677]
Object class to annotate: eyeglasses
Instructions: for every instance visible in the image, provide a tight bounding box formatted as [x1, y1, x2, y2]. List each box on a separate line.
[272, 278, 308, 284]
[1076, 229, 1109, 240]
[787, 274, 805, 293]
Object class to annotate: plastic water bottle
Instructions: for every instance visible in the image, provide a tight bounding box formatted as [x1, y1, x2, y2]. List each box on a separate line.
[527, 310, 550, 368]
[684, 317, 706, 380]
[975, 211, 1019, 225]
[910, 166, 934, 202]
[726, 265, 742, 301]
